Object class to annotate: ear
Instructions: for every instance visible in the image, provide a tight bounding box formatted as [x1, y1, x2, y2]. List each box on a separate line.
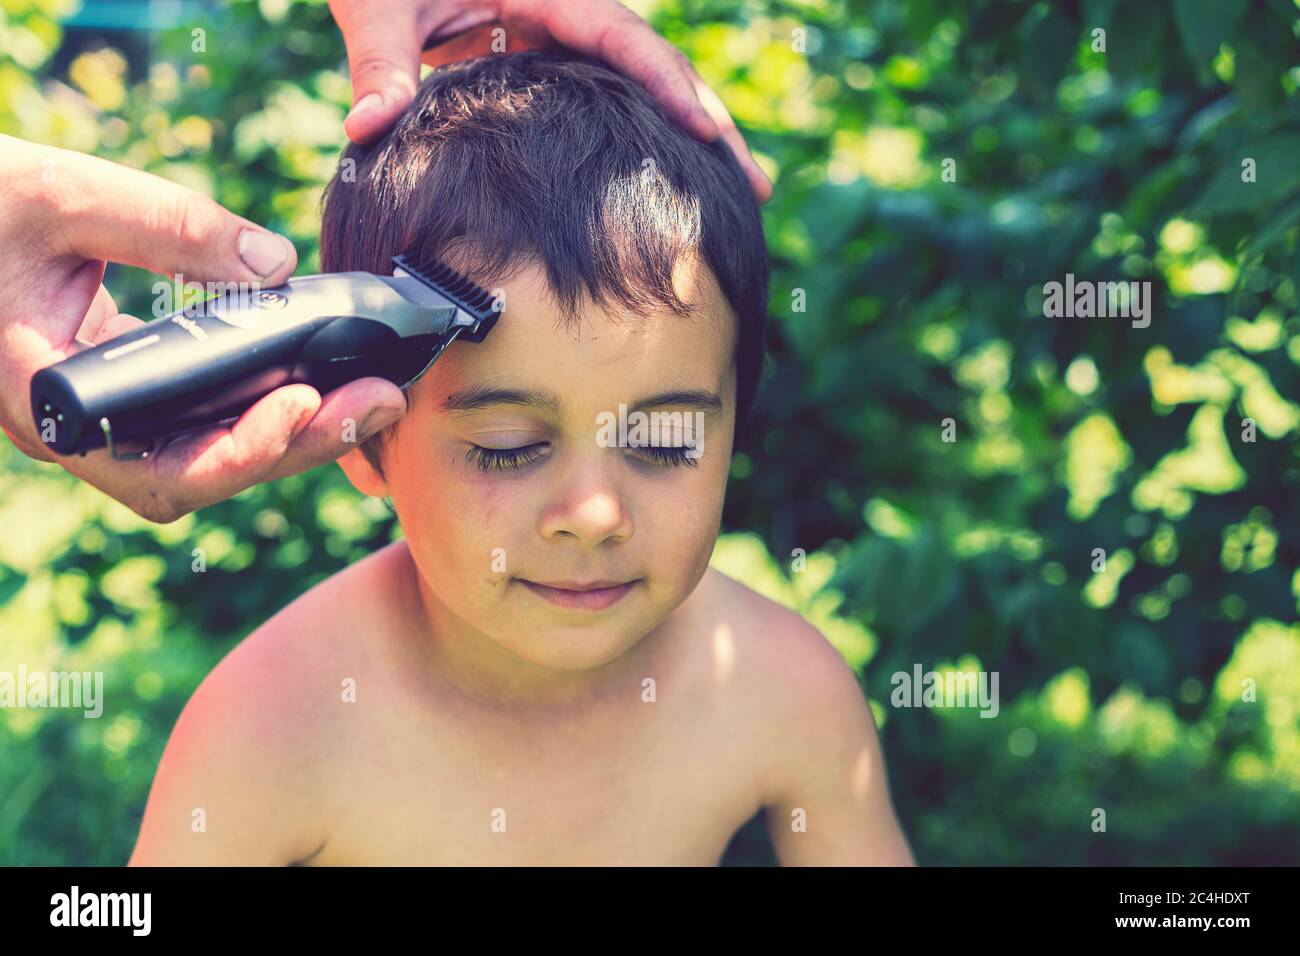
[336, 446, 391, 498]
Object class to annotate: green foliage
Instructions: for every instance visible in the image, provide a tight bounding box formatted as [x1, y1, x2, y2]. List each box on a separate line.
[2, 0, 1298, 865]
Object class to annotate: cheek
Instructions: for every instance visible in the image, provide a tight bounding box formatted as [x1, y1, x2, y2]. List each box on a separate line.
[436, 446, 507, 526]
[396, 449, 512, 548]
[647, 466, 727, 569]
[452, 455, 526, 516]
[445, 468, 534, 570]
[473, 478, 506, 528]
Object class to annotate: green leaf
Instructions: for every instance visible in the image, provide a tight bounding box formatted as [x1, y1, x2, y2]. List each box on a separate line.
[0, 567, 26, 607]
[1173, 0, 1245, 72]
[1232, 4, 1292, 108]
[1020, 9, 1078, 98]
[1108, 1, 1164, 79]
[1193, 133, 1300, 214]
[1243, 193, 1300, 258]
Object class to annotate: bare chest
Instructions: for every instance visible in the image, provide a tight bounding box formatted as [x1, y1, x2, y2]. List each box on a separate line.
[309, 692, 764, 865]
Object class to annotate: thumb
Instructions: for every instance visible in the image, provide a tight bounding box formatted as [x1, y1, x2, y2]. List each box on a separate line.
[43, 146, 297, 287]
[331, 1, 423, 144]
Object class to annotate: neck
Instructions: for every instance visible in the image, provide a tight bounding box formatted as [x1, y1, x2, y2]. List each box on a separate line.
[395, 541, 659, 718]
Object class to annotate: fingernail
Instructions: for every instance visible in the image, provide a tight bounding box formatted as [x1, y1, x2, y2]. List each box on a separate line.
[238, 229, 290, 278]
[360, 404, 404, 438]
[346, 92, 384, 123]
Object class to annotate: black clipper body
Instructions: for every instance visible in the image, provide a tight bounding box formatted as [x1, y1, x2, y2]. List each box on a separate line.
[30, 254, 498, 459]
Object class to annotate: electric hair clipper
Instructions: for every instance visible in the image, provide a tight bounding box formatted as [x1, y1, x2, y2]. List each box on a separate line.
[30, 254, 499, 459]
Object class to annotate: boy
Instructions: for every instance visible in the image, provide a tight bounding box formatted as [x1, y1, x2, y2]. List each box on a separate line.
[129, 51, 914, 866]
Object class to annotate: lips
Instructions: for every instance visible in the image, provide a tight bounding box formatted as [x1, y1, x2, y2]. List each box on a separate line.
[530, 579, 630, 591]
[517, 578, 639, 610]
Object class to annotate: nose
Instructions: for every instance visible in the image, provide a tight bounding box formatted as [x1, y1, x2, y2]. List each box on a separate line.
[538, 453, 635, 546]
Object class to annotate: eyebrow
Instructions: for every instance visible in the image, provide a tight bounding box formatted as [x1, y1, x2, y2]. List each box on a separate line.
[440, 386, 722, 415]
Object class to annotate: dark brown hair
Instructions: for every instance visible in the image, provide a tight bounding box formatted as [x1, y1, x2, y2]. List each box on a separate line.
[320, 50, 769, 478]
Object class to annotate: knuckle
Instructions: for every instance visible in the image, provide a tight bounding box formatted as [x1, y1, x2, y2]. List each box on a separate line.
[135, 488, 184, 525]
[16, 165, 50, 214]
[21, 148, 75, 228]
[595, 22, 637, 63]
[350, 54, 398, 81]
[168, 190, 222, 251]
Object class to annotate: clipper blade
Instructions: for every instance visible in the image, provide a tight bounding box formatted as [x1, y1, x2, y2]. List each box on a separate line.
[392, 252, 499, 342]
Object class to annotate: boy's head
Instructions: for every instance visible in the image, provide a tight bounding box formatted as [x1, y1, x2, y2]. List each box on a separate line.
[321, 51, 768, 674]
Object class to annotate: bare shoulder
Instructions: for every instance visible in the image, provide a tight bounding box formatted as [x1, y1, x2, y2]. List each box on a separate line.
[687, 567, 870, 777]
[196, 537, 405, 740]
[130, 540, 405, 865]
[695, 566, 862, 707]
[691, 567, 914, 864]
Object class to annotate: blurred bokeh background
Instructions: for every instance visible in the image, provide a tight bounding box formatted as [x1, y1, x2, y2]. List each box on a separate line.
[1, 0, 1297, 865]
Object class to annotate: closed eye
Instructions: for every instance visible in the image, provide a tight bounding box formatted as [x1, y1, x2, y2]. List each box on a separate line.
[628, 444, 700, 469]
[465, 443, 548, 472]
[464, 442, 700, 472]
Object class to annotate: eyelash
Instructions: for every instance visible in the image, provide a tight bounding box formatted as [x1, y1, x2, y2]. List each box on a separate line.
[632, 445, 701, 469]
[465, 444, 547, 472]
[464, 443, 700, 472]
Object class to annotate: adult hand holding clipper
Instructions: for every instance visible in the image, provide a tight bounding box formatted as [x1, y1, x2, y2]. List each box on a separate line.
[0, 134, 410, 523]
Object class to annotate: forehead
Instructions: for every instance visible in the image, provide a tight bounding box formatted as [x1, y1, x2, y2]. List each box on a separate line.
[413, 255, 736, 413]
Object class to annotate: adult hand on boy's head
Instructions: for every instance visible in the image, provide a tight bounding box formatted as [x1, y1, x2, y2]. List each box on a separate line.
[0, 134, 408, 523]
[331, 0, 773, 202]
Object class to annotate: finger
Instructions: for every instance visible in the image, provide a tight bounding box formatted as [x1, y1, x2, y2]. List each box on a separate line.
[262, 376, 408, 483]
[525, 0, 721, 142]
[75, 284, 119, 346]
[418, 17, 556, 69]
[690, 72, 773, 203]
[42, 147, 297, 286]
[329, 0, 424, 144]
[146, 378, 406, 513]
[141, 384, 324, 516]
[88, 311, 147, 346]
[1, 420, 57, 462]
[0, 258, 103, 454]
[44, 384, 311, 523]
